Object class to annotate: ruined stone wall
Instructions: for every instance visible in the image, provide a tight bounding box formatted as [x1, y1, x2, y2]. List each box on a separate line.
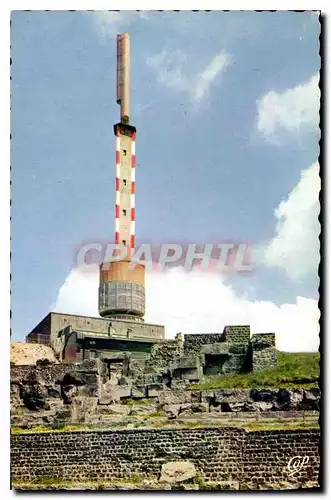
[11, 427, 320, 489]
[145, 340, 183, 374]
[11, 358, 320, 431]
[184, 334, 224, 354]
[223, 325, 251, 344]
[10, 362, 78, 385]
[251, 333, 277, 372]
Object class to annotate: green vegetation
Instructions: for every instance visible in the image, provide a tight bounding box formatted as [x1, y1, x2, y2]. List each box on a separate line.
[11, 413, 319, 435]
[11, 424, 89, 435]
[193, 471, 206, 488]
[11, 421, 132, 435]
[121, 398, 152, 406]
[148, 408, 167, 417]
[13, 474, 148, 490]
[191, 351, 319, 390]
[243, 420, 320, 432]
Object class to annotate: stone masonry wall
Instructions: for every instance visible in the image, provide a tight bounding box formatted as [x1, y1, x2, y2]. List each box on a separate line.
[223, 325, 251, 344]
[251, 334, 277, 372]
[11, 427, 320, 489]
[145, 340, 183, 374]
[184, 334, 224, 354]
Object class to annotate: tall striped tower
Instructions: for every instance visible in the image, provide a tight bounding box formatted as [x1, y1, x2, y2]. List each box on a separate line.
[99, 33, 145, 321]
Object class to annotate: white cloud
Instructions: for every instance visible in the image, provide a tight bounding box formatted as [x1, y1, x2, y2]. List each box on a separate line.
[257, 73, 320, 141]
[90, 11, 148, 38]
[55, 264, 99, 317]
[146, 49, 229, 104]
[193, 52, 230, 102]
[55, 265, 319, 352]
[264, 162, 320, 281]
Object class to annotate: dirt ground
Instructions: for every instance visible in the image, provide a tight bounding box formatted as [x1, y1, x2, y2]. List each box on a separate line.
[11, 342, 57, 365]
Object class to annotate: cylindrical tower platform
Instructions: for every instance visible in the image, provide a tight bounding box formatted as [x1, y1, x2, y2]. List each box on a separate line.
[99, 32, 146, 321]
[99, 260, 145, 318]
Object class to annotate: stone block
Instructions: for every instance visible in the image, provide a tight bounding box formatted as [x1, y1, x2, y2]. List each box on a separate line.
[214, 389, 250, 404]
[98, 384, 131, 405]
[201, 390, 215, 403]
[163, 404, 181, 419]
[99, 404, 130, 416]
[129, 404, 157, 416]
[222, 355, 246, 374]
[249, 389, 278, 403]
[244, 401, 273, 411]
[202, 343, 230, 356]
[147, 383, 164, 398]
[190, 391, 201, 403]
[178, 402, 209, 415]
[131, 385, 147, 399]
[158, 390, 191, 405]
[159, 461, 197, 484]
[227, 402, 246, 412]
[275, 388, 304, 410]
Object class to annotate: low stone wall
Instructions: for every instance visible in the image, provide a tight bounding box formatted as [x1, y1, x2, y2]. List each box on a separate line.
[11, 427, 320, 489]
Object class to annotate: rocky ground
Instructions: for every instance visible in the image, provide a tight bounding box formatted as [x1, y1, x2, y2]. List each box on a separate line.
[11, 343, 58, 365]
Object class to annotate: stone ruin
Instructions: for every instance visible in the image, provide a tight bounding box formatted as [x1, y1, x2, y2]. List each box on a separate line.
[12, 322, 304, 430]
[11, 352, 319, 431]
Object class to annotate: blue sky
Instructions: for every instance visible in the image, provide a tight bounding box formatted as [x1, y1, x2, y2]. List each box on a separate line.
[11, 11, 320, 350]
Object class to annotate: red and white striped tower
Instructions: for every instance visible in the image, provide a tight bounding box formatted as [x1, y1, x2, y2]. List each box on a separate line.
[114, 124, 136, 254]
[99, 33, 145, 320]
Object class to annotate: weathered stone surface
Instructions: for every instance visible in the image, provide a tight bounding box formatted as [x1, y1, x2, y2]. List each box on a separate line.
[171, 379, 188, 390]
[276, 388, 304, 410]
[159, 461, 197, 484]
[147, 384, 164, 398]
[244, 401, 273, 412]
[303, 388, 320, 410]
[201, 390, 215, 403]
[158, 390, 191, 405]
[252, 334, 277, 372]
[131, 385, 147, 399]
[146, 340, 183, 374]
[129, 405, 157, 416]
[202, 342, 230, 356]
[227, 402, 246, 412]
[20, 385, 48, 411]
[99, 383, 131, 405]
[214, 390, 250, 404]
[163, 404, 181, 419]
[100, 404, 131, 416]
[179, 403, 209, 415]
[250, 389, 278, 403]
[184, 334, 224, 355]
[190, 391, 201, 403]
[10, 351, 318, 435]
[118, 376, 130, 386]
[11, 427, 320, 490]
[222, 355, 247, 374]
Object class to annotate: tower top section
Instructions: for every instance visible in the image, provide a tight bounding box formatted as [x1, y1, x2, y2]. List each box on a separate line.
[116, 33, 130, 124]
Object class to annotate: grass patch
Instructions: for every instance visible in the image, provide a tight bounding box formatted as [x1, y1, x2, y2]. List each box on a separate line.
[191, 351, 319, 390]
[243, 420, 320, 432]
[11, 421, 134, 435]
[121, 398, 152, 406]
[11, 424, 93, 434]
[13, 474, 148, 490]
[148, 409, 167, 418]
